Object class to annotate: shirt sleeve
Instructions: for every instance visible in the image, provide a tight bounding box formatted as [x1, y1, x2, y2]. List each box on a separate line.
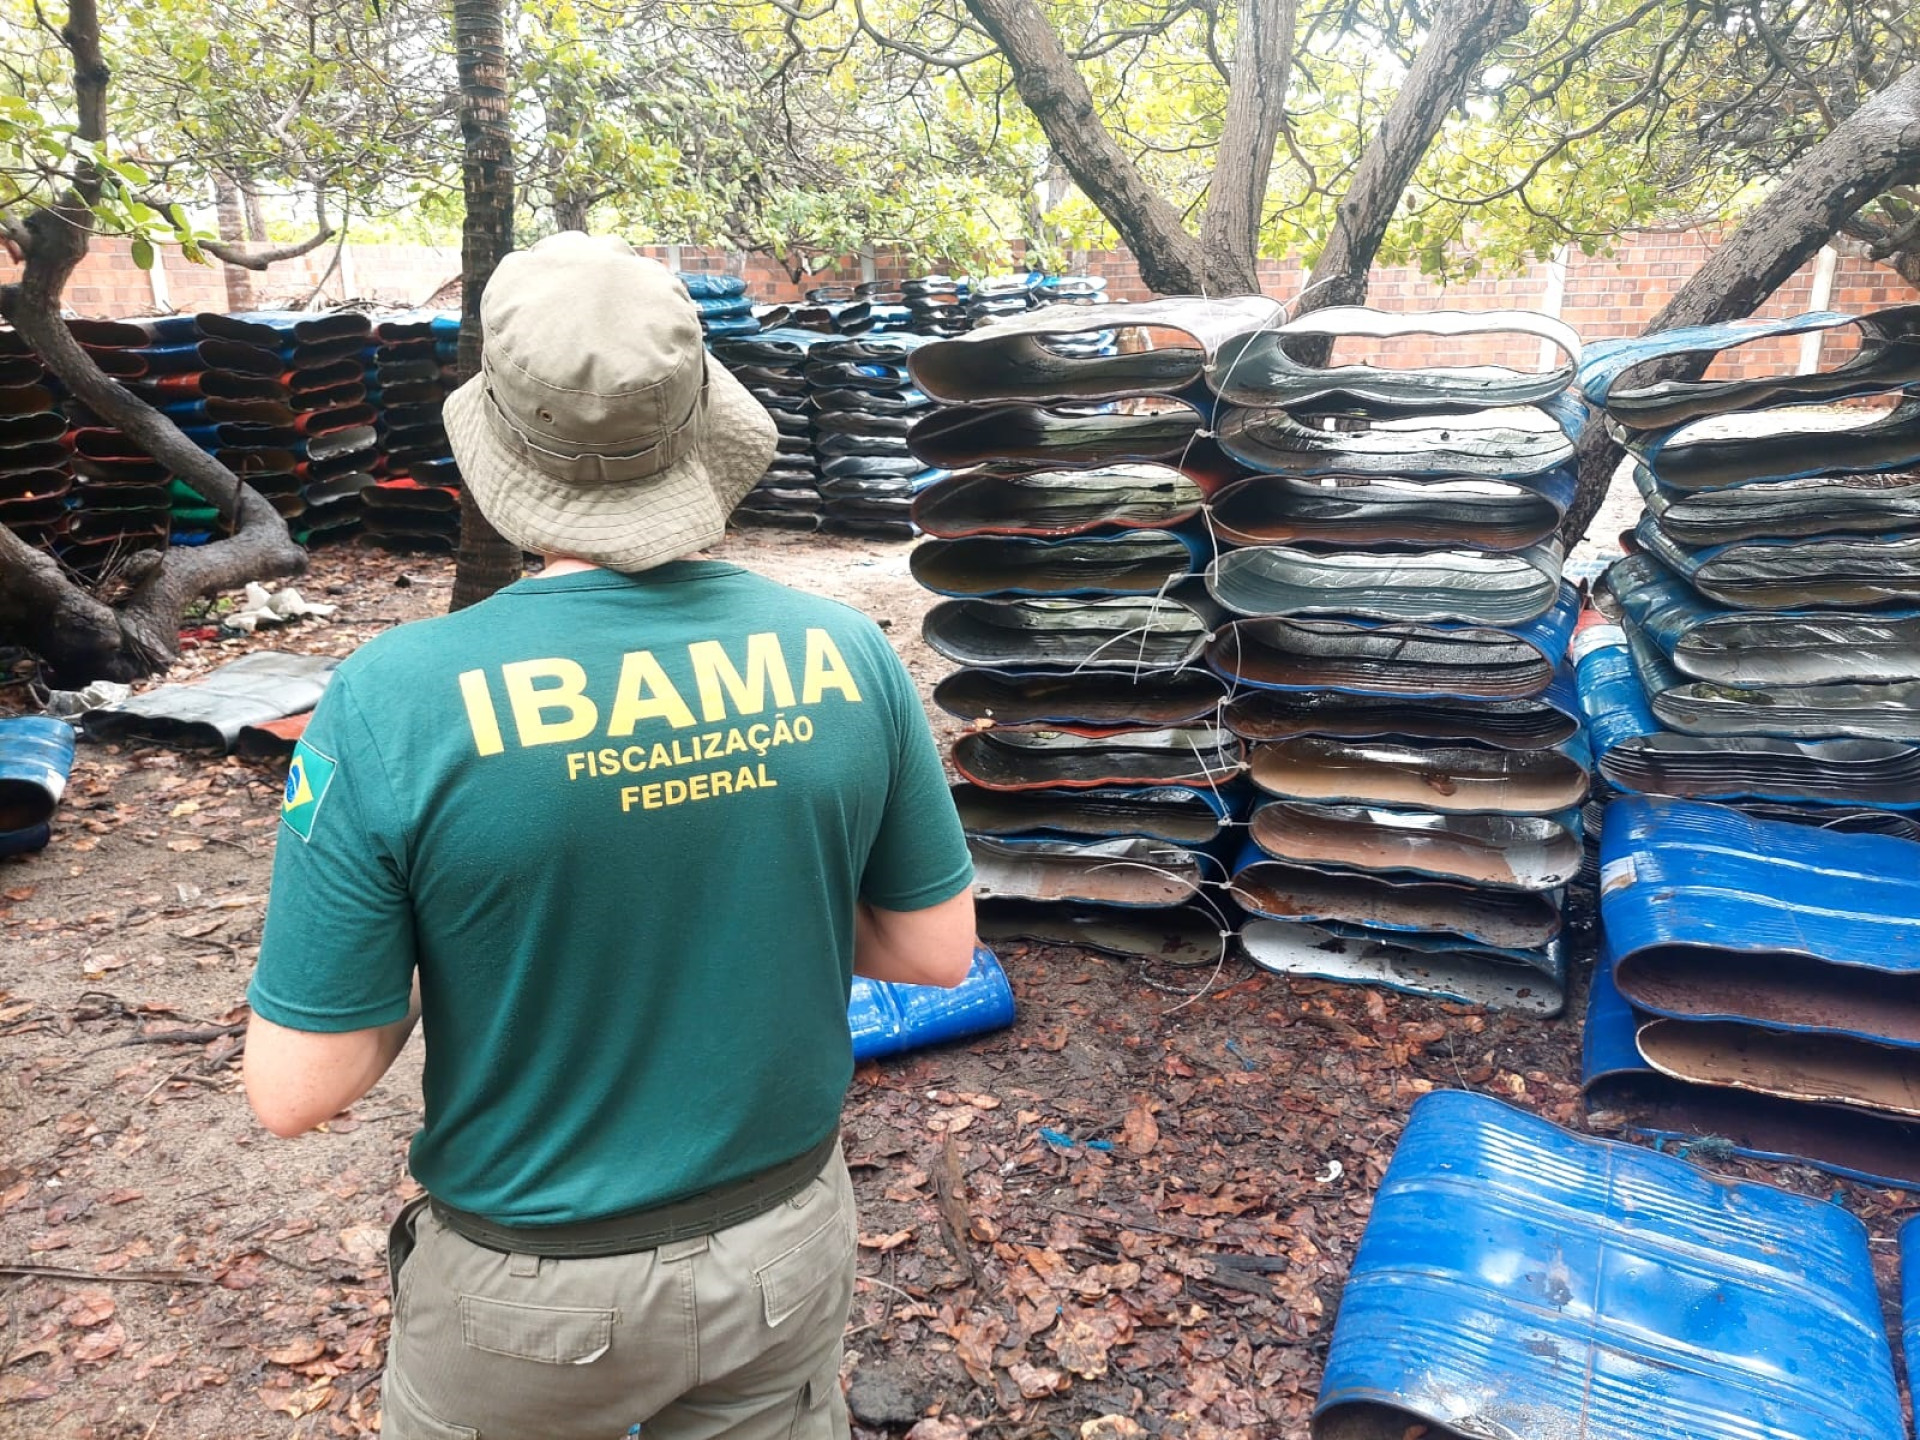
[248, 676, 418, 1032]
[859, 635, 974, 912]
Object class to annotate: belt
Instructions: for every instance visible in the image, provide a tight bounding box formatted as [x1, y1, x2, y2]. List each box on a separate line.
[428, 1130, 840, 1260]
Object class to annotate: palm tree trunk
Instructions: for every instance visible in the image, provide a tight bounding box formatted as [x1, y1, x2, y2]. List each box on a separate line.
[449, 0, 524, 611]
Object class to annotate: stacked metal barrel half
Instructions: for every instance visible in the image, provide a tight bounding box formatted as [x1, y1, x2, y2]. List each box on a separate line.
[714, 328, 830, 529]
[0, 326, 75, 565]
[1573, 308, 1920, 1186]
[1575, 308, 1920, 838]
[811, 334, 939, 539]
[1205, 308, 1588, 1018]
[906, 301, 1593, 1009]
[233, 312, 379, 546]
[362, 312, 463, 551]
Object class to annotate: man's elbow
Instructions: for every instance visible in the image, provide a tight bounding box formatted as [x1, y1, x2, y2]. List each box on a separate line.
[926, 937, 977, 989]
[245, 1088, 321, 1139]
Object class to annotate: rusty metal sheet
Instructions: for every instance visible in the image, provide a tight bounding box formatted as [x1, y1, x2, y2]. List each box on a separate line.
[969, 835, 1205, 907]
[910, 530, 1204, 598]
[907, 295, 1280, 403]
[82, 652, 338, 752]
[1208, 307, 1579, 414]
[951, 726, 1244, 791]
[1635, 513, 1920, 610]
[906, 399, 1209, 473]
[1580, 621, 1920, 803]
[1313, 1089, 1904, 1440]
[1231, 847, 1562, 952]
[1217, 405, 1575, 480]
[1577, 306, 1920, 429]
[976, 897, 1228, 964]
[1247, 734, 1588, 815]
[1248, 799, 1581, 890]
[1609, 552, 1920, 690]
[954, 782, 1233, 844]
[1624, 395, 1920, 491]
[911, 464, 1205, 538]
[1208, 583, 1578, 700]
[1583, 947, 1920, 1190]
[1206, 540, 1564, 625]
[1209, 470, 1573, 551]
[1632, 461, 1920, 545]
[933, 667, 1226, 728]
[923, 593, 1216, 672]
[233, 712, 311, 761]
[1224, 680, 1580, 751]
[1241, 919, 1563, 1013]
[1637, 1018, 1920, 1119]
[1620, 941, 1920, 1050]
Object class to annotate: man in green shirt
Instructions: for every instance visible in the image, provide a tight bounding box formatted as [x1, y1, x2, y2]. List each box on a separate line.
[242, 232, 976, 1440]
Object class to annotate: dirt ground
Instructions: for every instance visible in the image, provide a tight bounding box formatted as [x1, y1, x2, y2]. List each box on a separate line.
[1, 500, 1913, 1439]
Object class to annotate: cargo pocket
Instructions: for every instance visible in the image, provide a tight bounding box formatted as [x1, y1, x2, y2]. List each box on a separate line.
[458, 1295, 617, 1365]
[755, 1209, 854, 1328]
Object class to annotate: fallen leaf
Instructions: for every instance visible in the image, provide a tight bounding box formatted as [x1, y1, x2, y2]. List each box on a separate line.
[904, 1420, 969, 1440]
[858, 1229, 914, 1252]
[956, 1092, 1001, 1110]
[71, 1320, 126, 1362]
[1120, 1099, 1159, 1157]
[165, 838, 205, 853]
[3, 886, 36, 902]
[1081, 1418, 1146, 1439]
[1008, 1361, 1070, 1398]
[63, 1292, 116, 1328]
[265, 1337, 327, 1367]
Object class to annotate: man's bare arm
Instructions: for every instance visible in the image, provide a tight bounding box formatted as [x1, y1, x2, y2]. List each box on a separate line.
[854, 887, 976, 988]
[242, 977, 421, 1138]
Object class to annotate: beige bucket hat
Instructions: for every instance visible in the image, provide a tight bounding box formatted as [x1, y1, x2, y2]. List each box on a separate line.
[443, 232, 776, 572]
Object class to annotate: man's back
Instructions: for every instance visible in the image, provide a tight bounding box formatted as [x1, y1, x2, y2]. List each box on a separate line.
[252, 560, 971, 1225]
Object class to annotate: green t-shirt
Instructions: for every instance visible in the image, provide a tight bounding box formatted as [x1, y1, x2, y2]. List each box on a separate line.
[250, 561, 973, 1226]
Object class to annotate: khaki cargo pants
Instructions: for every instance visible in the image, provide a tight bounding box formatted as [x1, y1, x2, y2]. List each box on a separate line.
[380, 1151, 857, 1440]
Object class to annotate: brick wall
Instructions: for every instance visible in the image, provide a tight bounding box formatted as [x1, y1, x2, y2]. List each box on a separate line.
[9, 231, 1914, 377]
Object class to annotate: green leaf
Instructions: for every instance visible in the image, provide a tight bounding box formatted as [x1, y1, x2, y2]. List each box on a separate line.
[130, 235, 155, 270]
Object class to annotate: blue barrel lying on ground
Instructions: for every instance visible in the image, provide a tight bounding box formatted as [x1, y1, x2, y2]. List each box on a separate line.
[1314, 1089, 1904, 1440]
[0, 715, 75, 856]
[847, 943, 1015, 1062]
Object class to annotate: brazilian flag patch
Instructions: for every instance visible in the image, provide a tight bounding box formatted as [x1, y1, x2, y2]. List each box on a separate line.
[281, 739, 338, 842]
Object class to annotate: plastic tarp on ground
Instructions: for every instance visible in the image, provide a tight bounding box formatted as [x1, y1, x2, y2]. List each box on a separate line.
[847, 944, 1016, 1062]
[83, 652, 340, 751]
[1312, 1089, 1905, 1440]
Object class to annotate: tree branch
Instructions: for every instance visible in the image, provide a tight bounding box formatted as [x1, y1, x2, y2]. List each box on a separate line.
[1198, 0, 1296, 291]
[958, 0, 1211, 293]
[199, 224, 335, 270]
[1296, 0, 1532, 334]
[1558, 61, 1920, 548]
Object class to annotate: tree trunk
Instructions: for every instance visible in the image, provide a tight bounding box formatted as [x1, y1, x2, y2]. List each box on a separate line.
[213, 174, 253, 310]
[1198, 0, 1296, 292]
[242, 179, 268, 243]
[0, 0, 305, 683]
[1558, 62, 1920, 547]
[960, 0, 1214, 294]
[449, 0, 524, 611]
[553, 192, 591, 232]
[1291, 0, 1531, 351]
